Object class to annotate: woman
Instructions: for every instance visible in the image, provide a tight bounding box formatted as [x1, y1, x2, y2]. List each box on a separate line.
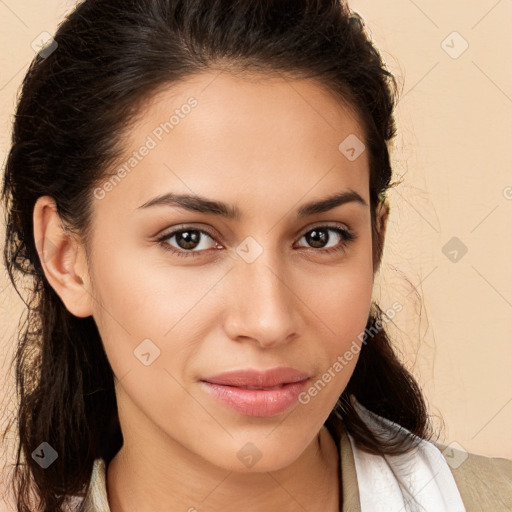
[1, 1, 510, 511]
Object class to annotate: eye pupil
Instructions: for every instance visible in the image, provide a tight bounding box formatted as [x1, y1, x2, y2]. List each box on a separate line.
[176, 230, 200, 250]
[306, 228, 328, 248]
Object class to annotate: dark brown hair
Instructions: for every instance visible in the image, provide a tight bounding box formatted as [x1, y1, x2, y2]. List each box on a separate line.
[1, 0, 434, 510]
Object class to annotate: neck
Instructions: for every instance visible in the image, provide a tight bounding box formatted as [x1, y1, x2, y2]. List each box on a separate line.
[106, 425, 340, 512]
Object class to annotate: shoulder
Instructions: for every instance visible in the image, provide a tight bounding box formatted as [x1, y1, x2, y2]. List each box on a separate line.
[435, 441, 512, 511]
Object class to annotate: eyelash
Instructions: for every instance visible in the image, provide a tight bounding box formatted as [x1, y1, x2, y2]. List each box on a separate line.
[156, 224, 357, 259]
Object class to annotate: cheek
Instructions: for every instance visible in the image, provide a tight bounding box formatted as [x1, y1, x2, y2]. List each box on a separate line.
[296, 286, 372, 423]
[325, 270, 374, 338]
[297, 249, 374, 387]
[88, 241, 220, 380]
[302, 245, 375, 341]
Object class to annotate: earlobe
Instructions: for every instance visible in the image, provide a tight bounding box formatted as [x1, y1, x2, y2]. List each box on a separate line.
[33, 196, 94, 318]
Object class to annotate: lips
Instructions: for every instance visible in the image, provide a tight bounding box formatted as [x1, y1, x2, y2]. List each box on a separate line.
[199, 367, 312, 417]
[201, 367, 311, 388]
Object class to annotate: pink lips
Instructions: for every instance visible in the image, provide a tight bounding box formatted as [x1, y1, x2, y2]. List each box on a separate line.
[200, 367, 311, 417]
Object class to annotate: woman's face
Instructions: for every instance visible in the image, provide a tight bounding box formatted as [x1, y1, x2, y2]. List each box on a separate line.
[77, 72, 380, 471]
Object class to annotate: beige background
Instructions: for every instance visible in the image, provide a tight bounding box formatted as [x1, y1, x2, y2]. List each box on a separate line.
[1, 0, 511, 509]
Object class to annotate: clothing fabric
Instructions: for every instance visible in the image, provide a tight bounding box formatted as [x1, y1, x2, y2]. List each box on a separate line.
[76, 402, 512, 511]
[347, 400, 466, 511]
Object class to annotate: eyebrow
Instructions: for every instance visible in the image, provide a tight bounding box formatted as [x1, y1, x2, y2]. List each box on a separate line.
[136, 189, 367, 220]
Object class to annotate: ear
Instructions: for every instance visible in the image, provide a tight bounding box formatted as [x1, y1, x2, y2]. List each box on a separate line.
[33, 196, 94, 318]
[377, 197, 390, 241]
[372, 197, 390, 273]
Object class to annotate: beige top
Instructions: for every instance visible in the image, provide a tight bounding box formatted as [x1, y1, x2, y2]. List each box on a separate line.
[79, 419, 512, 512]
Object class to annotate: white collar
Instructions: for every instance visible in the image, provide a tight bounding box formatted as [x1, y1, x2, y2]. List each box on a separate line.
[348, 398, 466, 512]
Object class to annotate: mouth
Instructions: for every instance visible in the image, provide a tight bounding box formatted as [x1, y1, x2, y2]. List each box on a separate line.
[199, 366, 312, 417]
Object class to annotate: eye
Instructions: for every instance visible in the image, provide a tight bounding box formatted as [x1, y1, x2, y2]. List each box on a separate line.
[156, 224, 356, 258]
[156, 226, 220, 258]
[295, 225, 356, 255]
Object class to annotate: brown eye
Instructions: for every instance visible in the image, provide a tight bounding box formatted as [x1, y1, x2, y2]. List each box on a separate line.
[157, 227, 220, 258]
[295, 226, 356, 255]
[171, 230, 203, 250]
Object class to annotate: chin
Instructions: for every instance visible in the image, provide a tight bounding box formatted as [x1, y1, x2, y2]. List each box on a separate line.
[198, 430, 313, 474]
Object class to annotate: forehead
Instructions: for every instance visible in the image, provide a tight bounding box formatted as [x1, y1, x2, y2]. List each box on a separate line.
[144, 71, 366, 149]
[96, 71, 370, 214]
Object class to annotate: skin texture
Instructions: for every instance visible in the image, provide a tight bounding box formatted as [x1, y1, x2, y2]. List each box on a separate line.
[33, 72, 389, 512]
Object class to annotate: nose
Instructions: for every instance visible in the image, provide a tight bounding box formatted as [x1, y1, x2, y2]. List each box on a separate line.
[223, 251, 303, 349]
